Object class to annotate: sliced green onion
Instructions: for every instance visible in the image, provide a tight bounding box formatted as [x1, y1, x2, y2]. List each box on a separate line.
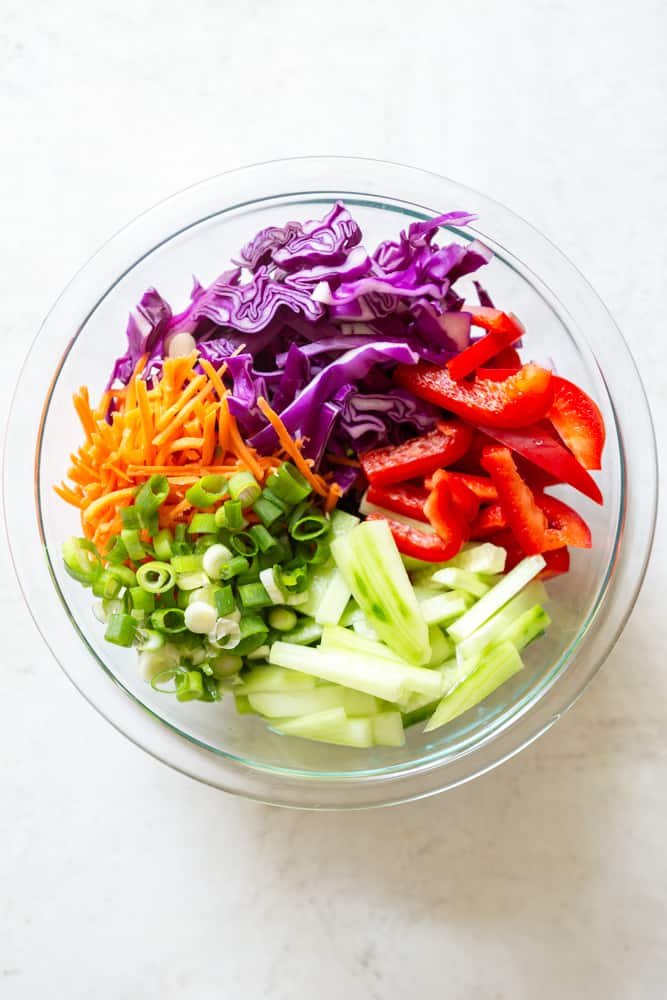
[177, 589, 190, 609]
[135, 628, 164, 651]
[296, 538, 331, 565]
[230, 532, 259, 558]
[129, 587, 155, 612]
[175, 570, 209, 591]
[104, 612, 137, 647]
[150, 607, 187, 634]
[106, 564, 137, 588]
[188, 513, 218, 535]
[236, 555, 261, 584]
[215, 499, 246, 532]
[273, 534, 293, 563]
[102, 597, 127, 620]
[120, 506, 141, 530]
[228, 471, 261, 507]
[267, 607, 298, 632]
[219, 555, 250, 581]
[184, 601, 217, 635]
[259, 488, 291, 515]
[202, 544, 233, 580]
[120, 528, 146, 562]
[92, 570, 123, 600]
[152, 529, 173, 561]
[238, 581, 272, 609]
[62, 537, 102, 586]
[214, 584, 236, 617]
[248, 524, 278, 554]
[266, 462, 312, 505]
[252, 496, 283, 528]
[194, 534, 218, 553]
[185, 474, 228, 509]
[209, 653, 243, 678]
[136, 561, 175, 594]
[171, 553, 203, 575]
[174, 523, 187, 542]
[171, 540, 192, 557]
[136, 475, 169, 525]
[289, 506, 329, 541]
[233, 614, 269, 656]
[274, 561, 309, 594]
[105, 535, 129, 564]
[151, 665, 189, 693]
[202, 675, 222, 701]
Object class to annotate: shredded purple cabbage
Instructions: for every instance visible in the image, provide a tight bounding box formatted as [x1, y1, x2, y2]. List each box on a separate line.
[107, 202, 493, 484]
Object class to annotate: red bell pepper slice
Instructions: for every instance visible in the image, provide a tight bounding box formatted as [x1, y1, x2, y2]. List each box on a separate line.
[548, 376, 605, 470]
[395, 362, 554, 429]
[447, 310, 524, 380]
[470, 503, 508, 538]
[429, 469, 480, 522]
[480, 445, 548, 555]
[359, 421, 472, 487]
[474, 420, 603, 505]
[536, 493, 592, 550]
[365, 514, 460, 563]
[490, 529, 571, 579]
[423, 473, 469, 559]
[425, 472, 498, 503]
[476, 366, 522, 382]
[366, 483, 429, 523]
[482, 345, 522, 371]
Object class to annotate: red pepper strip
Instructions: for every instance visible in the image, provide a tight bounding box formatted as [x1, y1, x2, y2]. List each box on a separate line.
[425, 471, 498, 502]
[490, 529, 570, 579]
[365, 514, 459, 563]
[366, 483, 429, 523]
[536, 493, 592, 550]
[395, 362, 554, 429]
[423, 474, 468, 559]
[359, 421, 472, 488]
[476, 367, 522, 382]
[480, 445, 548, 555]
[447, 310, 524, 380]
[482, 345, 522, 371]
[470, 503, 508, 538]
[430, 469, 480, 522]
[548, 376, 606, 470]
[474, 420, 603, 505]
[514, 457, 561, 491]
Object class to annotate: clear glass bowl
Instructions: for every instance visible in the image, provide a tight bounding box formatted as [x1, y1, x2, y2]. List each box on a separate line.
[4, 157, 657, 808]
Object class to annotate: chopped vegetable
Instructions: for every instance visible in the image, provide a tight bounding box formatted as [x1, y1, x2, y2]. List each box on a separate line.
[54, 201, 607, 748]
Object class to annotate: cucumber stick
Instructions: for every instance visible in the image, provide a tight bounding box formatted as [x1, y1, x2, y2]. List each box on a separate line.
[419, 591, 471, 626]
[248, 685, 381, 719]
[271, 708, 373, 747]
[271, 707, 404, 748]
[447, 555, 545, 643]
[314, 569, 351, 626]
[269, 641, 443, 702]
[331, 519, 430, 665]
[449, 542, 507, 575]
[424, 641, 523, 732]
[431, 567, 491, 598]
[235, 665, 318, 694]
[455, 581, 547, 665]
[496, 604, 551, 652]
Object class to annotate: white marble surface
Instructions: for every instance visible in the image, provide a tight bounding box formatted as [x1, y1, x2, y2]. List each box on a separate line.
[1, 1, 666, 997]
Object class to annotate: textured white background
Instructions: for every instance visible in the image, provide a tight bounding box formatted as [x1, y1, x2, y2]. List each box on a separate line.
[1, 2, 666, 997]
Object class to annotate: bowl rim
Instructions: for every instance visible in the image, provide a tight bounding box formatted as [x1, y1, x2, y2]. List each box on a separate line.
[3, 155, 658, 808]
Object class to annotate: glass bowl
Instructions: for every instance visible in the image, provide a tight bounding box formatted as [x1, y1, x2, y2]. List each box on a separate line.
[4, 156, 656, 809]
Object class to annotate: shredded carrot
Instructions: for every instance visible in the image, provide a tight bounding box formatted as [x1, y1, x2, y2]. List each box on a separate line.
[324, 453, 361, 468]
[256, 396, 329, 499]
[56, 355, 340, 550]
